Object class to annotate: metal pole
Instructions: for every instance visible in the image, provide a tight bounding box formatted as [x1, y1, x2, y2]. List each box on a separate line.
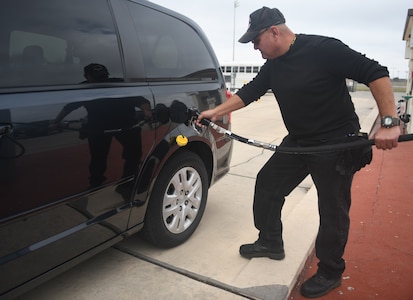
[231, 0, 239, 91]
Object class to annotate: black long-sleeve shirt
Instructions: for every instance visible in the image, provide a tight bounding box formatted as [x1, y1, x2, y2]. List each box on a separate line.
[237, 34, 389, 140]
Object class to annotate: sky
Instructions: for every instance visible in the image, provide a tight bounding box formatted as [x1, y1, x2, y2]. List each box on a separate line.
[149, 0, 412, 79]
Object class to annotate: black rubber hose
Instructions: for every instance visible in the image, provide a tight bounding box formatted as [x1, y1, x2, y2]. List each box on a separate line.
[190, 108, 413, 153]
[276, 134, 413, 154]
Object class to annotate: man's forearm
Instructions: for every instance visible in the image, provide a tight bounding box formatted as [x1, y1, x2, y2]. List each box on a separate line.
[368, 76, 400, 149]
[369, 77, 397, 117]
[206, 94, 245, 121]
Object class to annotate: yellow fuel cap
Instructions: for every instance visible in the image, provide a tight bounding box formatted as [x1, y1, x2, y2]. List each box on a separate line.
[176, 135, 188, 147]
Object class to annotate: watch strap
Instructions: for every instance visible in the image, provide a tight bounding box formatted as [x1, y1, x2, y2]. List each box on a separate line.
[381, 115, 400, 128]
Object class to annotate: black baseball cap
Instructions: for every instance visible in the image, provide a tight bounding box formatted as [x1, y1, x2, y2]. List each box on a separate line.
[84, 63, 109, 80]
[238, 7, 286, 43]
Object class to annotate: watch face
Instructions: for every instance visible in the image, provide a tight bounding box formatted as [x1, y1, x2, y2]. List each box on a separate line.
[384, 117, 392, 126]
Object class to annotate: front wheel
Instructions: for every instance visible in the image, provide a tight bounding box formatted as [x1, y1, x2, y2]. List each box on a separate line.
[142, 150, 208, 248]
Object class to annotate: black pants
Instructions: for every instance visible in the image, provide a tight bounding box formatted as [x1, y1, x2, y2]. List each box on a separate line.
[253, 134, 370, 279]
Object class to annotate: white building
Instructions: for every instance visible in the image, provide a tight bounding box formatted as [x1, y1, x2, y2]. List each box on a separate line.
[220, 62, 263, 92]
[402, 8, 413, 133]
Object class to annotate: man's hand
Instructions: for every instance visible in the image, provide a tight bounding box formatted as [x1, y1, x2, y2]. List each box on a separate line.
[373, 126, 400, 150]
[195, 109, 218, 127]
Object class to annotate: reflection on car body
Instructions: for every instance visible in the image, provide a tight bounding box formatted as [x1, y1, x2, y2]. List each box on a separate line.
[0, 0, 232, 298]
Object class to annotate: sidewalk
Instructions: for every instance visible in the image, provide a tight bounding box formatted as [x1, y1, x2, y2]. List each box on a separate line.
[289, 141, 413, 299]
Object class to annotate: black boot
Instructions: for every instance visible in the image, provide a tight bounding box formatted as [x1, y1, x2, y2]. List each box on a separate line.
[239, 241, 285, 260]
[300, 273, 341, 298]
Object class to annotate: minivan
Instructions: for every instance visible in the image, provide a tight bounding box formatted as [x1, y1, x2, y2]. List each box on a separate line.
[0, 0, 232, 298]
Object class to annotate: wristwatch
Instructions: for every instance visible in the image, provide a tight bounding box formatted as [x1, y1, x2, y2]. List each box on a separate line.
[381, 115, 400, 128]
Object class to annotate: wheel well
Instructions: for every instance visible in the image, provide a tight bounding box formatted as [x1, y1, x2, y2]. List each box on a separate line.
[182, 141, 213, 186]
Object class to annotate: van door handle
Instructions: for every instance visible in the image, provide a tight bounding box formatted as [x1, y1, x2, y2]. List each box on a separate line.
[0, 124, 13, 136]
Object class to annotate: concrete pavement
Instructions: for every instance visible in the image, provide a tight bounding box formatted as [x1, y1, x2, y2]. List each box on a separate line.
[17, 91, 397, 300]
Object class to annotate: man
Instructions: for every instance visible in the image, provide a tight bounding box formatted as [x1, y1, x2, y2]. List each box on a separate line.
[197, 7, 400, 298]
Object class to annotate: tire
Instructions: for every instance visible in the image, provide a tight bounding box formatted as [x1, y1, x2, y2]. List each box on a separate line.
[142, 150, 208, 248]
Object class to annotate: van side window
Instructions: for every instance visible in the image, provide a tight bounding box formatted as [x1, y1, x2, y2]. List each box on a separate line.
[127, 3, 218, 81]
[1, 0, 123, 88]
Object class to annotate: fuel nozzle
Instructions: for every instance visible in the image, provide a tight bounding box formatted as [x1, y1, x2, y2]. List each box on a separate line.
[187, 107, 210, 126]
